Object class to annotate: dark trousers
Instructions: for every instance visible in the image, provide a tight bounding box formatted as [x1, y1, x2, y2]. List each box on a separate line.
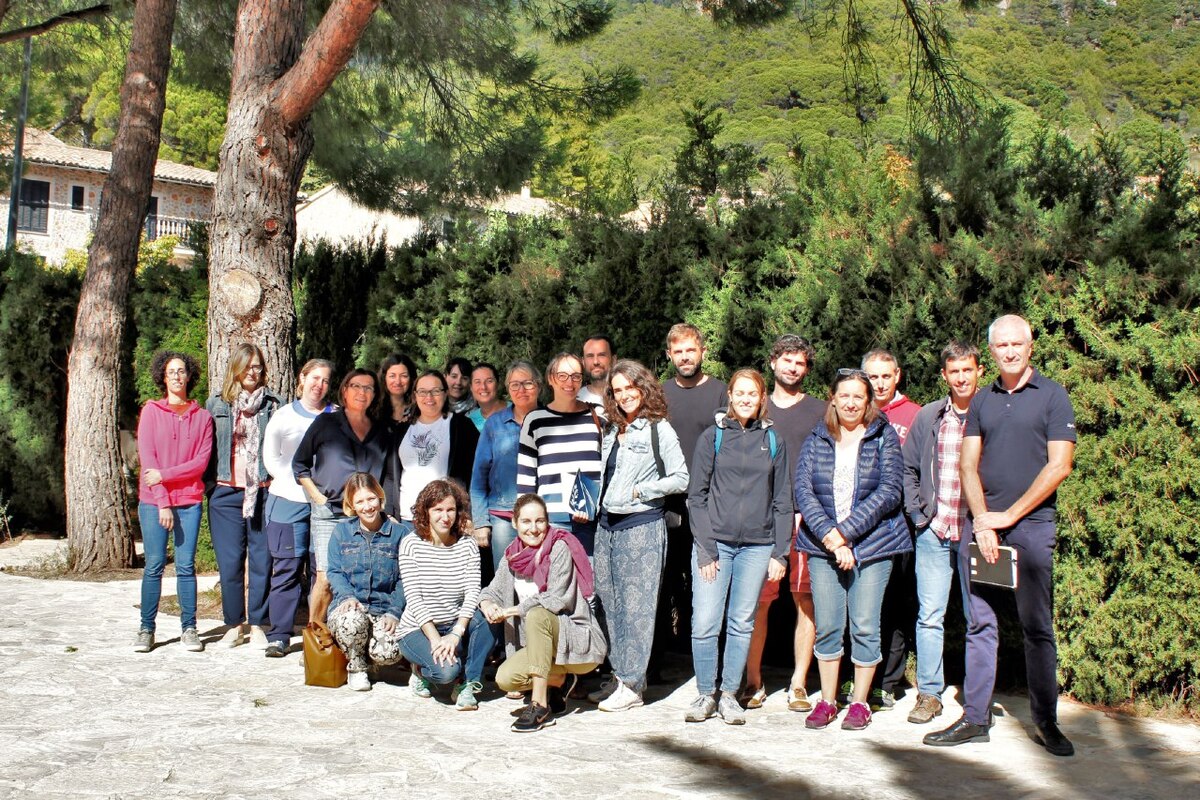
[959, 517, 1059, 727]
[874, 550, 916, 695]
[208, 485, 271, 627]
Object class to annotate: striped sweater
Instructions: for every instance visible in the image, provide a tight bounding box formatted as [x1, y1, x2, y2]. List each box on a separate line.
[396, 533, 481, 638]
[516, 405, 603, 523]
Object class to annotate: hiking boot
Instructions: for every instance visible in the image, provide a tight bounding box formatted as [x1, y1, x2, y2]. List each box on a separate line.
[787, 686, 812, 712]
[180, 628, 204, 652]
[805, 700, 839, 730]
[717, 692, 746, 725]
[684, 693, 717, 723]
[453, 680, 482, 711]
[599, 680, 644, 712]
[842, 701, 872, 731]
[908, 693, 943, 724]
[348, 671, 371, 691]
[586, 675, 619, 704]
[132, 629, 154, 653]
[409, 671, 432, 699]
[511, 702, 555, 732]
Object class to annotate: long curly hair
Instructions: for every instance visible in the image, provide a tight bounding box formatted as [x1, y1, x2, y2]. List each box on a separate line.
[602, 359, 670, 433]
[411, 479, 472, 543]
[150, 350, 201, 397]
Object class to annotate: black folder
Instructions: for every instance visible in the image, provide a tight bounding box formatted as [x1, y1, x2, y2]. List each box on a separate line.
[967, 542, 1019, 589]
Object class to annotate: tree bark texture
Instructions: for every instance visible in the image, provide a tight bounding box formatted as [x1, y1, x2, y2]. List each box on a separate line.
[65, 0, 177, 572]
[207, 0, 379, 395]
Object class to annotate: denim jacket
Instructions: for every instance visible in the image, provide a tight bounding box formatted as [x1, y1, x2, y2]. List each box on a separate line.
[599, 417, 690, 515]
[470, 406, 523, 528]
[206, 391, 282, 484]
[326, 516, 409, 619]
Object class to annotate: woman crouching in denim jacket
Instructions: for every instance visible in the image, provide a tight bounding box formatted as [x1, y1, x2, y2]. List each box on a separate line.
[793, 369, 910, 732]
[326, 473, 409, 691]
[590, 360, 689, 712]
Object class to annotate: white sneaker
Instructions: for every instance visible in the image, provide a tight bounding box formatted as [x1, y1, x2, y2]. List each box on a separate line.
[248, 626, 269, 649]
[219, 626, 245, 648]
[586, 675, 619, 704]
[598, 681, 644, 712]
[348, 671, 371, 691]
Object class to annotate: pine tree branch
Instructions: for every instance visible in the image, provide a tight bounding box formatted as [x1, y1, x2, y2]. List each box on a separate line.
[0, 2, 111, 45]
[273, 0, 382, 127]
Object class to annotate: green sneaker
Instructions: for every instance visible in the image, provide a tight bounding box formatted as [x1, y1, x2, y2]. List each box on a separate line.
[869, 688, 896, 712]
[453, 680, 482, 711]
[836, 681, 854, 708]
[409, 671, 432, 699]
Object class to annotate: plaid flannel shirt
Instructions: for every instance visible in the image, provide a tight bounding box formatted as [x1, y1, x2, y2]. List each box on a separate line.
[928, 401, 967, 542]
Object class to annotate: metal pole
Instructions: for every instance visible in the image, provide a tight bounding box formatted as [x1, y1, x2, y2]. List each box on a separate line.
[6, 36, 33, 251]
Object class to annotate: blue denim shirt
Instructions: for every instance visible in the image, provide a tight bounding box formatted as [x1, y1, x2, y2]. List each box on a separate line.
[469, 406, 522, 528]
[206, 392, 282, 484]
[326, 516, 408, 618]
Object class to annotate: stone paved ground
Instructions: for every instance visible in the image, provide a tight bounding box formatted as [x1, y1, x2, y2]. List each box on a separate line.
[1, 548, 1197, 799]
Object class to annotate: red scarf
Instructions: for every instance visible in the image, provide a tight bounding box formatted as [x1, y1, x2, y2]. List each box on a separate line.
[504, 527, 594, 599]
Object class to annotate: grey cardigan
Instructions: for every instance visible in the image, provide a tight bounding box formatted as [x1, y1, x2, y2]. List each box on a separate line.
[479, 540, 607, 666]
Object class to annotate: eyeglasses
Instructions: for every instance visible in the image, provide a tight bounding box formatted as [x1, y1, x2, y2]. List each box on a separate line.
[836, 368, 870, 381]
[346, 383, 375, 393]
[554, 372, 584, 384]
[415, 388, 446, 398]
[244, 364, 264, 374]
[166, 369, 188, 378]
[508, 380, 538, 392]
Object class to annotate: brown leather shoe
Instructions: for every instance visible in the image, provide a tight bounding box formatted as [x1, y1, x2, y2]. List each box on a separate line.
[787, 686, 812, 712]
[907, 693, 944, 724]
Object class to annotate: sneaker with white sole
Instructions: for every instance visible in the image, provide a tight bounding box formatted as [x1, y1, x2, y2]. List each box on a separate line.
[219, 626, 245, 648]
[264, 640, 287, 658]
[132, 629, 154, 653]
[410, 671, 432, 699]
[684, 693, 717, 723]
[718, 692, 746, 725]
[248, 626, 269, 649]
[453, 680, 482, 711]
[180, 628, 204, 652]
[598, 680, 644, 712]
[348, 671, 371, 691]
[586, 675, 619, 704]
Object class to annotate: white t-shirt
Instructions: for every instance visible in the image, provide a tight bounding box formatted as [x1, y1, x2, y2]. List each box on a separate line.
[833, 437, 862, 523]
[397, 416, 451, 520]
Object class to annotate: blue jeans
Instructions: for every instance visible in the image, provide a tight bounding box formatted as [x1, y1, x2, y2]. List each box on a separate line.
[808, 555, 893, 666]
[690, 541, 772, 695]
[139, 502, 202, 632]
[914, 527, 957, 696]
[399, 608, 494, 686]
[208, 485, 271, 627]
[488, 514, 517, 572]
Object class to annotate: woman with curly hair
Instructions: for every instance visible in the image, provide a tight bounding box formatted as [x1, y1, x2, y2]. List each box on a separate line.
[589, 359, 689, 712]
[133, 350, 213, 654]
[396, 479, 494, 710]
[205, 343, 282, 649]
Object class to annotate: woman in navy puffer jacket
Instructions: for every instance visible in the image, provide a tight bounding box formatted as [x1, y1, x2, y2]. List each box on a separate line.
[793, 369, 910, 732]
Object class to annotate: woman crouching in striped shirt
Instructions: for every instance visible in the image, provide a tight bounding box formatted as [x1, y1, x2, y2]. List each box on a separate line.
[397, 479, 495, 710]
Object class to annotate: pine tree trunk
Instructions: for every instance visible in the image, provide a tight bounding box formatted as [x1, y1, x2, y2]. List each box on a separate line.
[207, 0, 379, 395]
[65, 0, 177, 572]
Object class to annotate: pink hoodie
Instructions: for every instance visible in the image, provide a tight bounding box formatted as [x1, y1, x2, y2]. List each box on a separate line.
[137, 399, 213, 508]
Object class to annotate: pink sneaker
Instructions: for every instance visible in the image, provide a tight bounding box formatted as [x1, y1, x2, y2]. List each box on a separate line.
[842, 701, 872, 730]
[805, 700, 839, 729]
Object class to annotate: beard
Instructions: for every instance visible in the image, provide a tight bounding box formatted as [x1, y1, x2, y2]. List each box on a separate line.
[775, 372, 803, 390]
[674, 361, 699, 378]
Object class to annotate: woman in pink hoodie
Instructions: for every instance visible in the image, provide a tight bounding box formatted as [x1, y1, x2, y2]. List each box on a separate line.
[133, 350, 213, 654]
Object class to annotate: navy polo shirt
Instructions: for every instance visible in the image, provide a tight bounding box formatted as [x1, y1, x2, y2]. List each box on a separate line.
[965, 368, 1076, 523]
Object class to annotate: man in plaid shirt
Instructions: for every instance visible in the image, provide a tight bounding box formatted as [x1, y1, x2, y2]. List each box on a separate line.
[900, 340, 981, 724]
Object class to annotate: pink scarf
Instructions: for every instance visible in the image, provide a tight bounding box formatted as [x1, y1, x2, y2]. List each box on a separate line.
[505, 527, 594, 599]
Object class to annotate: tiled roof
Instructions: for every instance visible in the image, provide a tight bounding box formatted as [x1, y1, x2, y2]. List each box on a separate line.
[18, 128, 216, 187]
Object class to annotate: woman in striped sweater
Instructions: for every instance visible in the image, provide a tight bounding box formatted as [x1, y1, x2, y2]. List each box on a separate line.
[516, 353, 604, 555]
[396, 479, 495, 710]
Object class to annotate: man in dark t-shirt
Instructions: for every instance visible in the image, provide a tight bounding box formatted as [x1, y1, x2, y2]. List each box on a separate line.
[742, 334, 825, 711]
[925, 315, 1077, 757]
[657, 324, 727, 656]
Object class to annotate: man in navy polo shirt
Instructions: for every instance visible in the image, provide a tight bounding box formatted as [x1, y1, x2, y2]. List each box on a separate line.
[924, 315, 1077, 756]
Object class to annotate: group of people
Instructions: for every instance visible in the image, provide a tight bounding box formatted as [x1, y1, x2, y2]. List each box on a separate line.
[131, 314, 1076, 753]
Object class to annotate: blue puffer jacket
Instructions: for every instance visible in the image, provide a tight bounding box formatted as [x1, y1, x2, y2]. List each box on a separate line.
[794, 416, 911, 564]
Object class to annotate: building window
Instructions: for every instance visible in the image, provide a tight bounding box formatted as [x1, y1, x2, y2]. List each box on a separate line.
[71, 185, 85, 211]
[17, 179, 50, 233]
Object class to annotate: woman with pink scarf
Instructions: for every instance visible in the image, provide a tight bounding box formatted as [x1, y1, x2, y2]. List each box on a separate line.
[206, 343, 282, 648]
[479, 494, 607, 732]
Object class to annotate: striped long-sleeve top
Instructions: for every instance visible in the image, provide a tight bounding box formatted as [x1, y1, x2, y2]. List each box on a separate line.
[396, 533, 481, 638]
[516, 405, 603, 524]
